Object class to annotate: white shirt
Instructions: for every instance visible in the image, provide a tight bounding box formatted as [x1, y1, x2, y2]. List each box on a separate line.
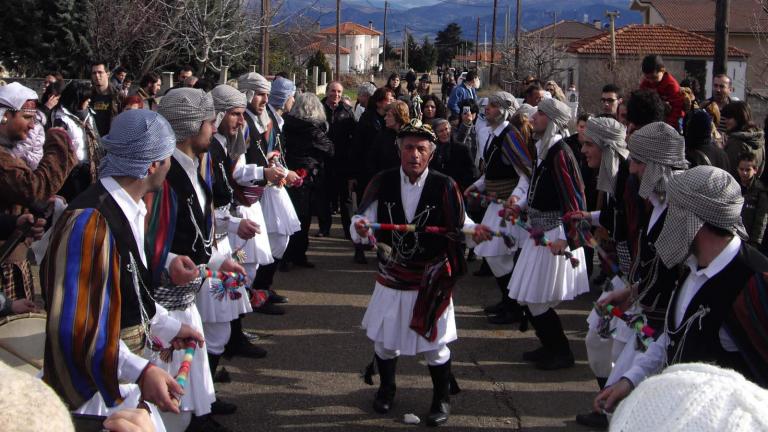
[470, 121, 530, 209]
[647, 192, 668, 234]
[100, 177, 181, 383]
[622, 236, 742, 387]
[173, 148, 205, 212]
[350, 168, 476, 245]
[474, 117, 492, 170]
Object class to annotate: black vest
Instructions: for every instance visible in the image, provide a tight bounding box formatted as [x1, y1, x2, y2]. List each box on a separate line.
[633, 209, 679, 334]
[244, 109, 269, 176]
[375, 168, 451, 264]
[597, 159, 630, 241]
[209, 137, 235, 209]
[166, 157, 213, 265]
[64, 182, 155, 329]
[666, 243, 768, 380]
[483, 124, 521, 182]
[529, 141, 576, 212]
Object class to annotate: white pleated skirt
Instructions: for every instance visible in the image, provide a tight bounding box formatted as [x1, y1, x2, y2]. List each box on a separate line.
[145, 304, 215, 417]
[473, 203, 523, 257]
[261, 186, 301, 236]
[507, 228, 589, 304]
[607, 335, 642, 386]
[230, 202, 273, 266]
[361, 282, 457, 356]
[74, 384, 167, 432]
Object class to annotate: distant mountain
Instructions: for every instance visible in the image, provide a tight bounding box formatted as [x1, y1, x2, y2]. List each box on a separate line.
[277, 0, 641, 41]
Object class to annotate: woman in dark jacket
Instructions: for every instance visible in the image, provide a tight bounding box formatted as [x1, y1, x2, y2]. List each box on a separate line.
[722, 101, 766, 180]
[429, 118, 474, 190]
[684, 109, 730, 171]
[282, 92, 334, 269]
[367, 100, 409, 176]
[385, 73, 407, 99]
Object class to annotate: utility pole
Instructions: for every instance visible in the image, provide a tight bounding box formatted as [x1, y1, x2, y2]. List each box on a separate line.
[505, 4, 510, 46]
[490, 0, 498, 84]
[476, 17, 480, 67]
[382, 1, 388, 66]
[336, 0, 341, 80]
[514, 0, 521, 80]
[714, 0, 730, 75]
[606, 10, 620, 82]
[261, 0, 270, 76]
[404, 25, 408, 69]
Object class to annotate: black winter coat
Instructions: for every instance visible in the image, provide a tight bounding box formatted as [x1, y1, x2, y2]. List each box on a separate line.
[282, 114, 334, 177]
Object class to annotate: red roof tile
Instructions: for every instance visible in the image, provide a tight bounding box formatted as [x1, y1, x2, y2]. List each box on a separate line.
[455, 51, 502, 63]
[567, 24, 749, 58]
[318, 22, 382, 36]
[304, 41, 351, 55]
[631, 0, 768, 34]
[526, 20, 604, 40]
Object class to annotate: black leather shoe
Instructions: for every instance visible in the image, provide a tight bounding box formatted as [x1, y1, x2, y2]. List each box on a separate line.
[242, 329, 260, 341]
[186, 415, 231, 432]
[426, 401, 450, 426]
[483, 301, 505, 315]
[294, 260, 316, 269]
[268, 289, 288, 304]
[211, 398, 237, 415]
[278, 261, 291, 272]
[354, 248, 368, 264]
[535, 351, 575, 370]
[254, 302, 286, 315]
[487, 309, 522, 325]
[223, 341, 267, 359]
[373, 392, 394, 414]
[522, 346, 548, 362]
[575, 411, 608, 429]
[213, 367, 231, 383]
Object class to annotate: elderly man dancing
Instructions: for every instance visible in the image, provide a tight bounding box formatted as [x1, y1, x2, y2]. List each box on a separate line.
[352, 120, 492, 426]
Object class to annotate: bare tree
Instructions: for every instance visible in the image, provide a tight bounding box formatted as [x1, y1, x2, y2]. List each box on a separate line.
[88, 0, 161, 67]
[510, 30, 571, 84]
[751, 0, 768, 88]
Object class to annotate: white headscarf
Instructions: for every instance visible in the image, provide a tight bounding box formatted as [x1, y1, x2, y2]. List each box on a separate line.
[0, 82, 38, 120]
[584, 117, 628, 195]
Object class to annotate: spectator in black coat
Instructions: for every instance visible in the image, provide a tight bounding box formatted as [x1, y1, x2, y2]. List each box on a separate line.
[684, 109, 730, 171]
[429, 118, 474, 190]
[282, 93, 334, 268]
[321, 81, 357, 239]
[367, 100, 410, 177]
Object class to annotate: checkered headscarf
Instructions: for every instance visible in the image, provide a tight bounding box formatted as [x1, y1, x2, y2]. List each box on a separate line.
[655, 166, 747, 267]
[628, 122, 689, 199]
[157, 88, 215, 141]
[536, 98, 571, 159]
[210, 84, 247, 157]
[584, 117, 628, 195]
[99, 110, 176, 179]
[237, 72, 271, 104]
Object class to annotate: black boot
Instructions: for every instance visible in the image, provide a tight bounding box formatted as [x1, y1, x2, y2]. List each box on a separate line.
[522, 308, 548, 362]
[186, 415, 232, 432]
[207, 353, 237, 415]
[373, 355, 397, 414]
[533, 308, 574, 371]
[473, 258, 493, 277]
[426, 360, 452, 427]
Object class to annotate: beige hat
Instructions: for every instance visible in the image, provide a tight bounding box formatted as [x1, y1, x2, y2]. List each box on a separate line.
[0, 361, 74, 431]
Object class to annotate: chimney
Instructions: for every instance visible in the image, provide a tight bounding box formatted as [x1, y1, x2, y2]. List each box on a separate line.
[369, 20, 373, 30]
[593, 19, 602, 29]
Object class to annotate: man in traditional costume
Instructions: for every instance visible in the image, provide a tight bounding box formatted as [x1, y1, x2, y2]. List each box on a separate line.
[577, 122, 688, 428]
[42, 109, 206, 431]
[0, 82, 77, 309]
[352, 120, 492, 426]
[506, 98, 590, 370]
[203, 84, 259, 381]
[465, 92, 531, 325]
[595, 165, 768, 413]
[157, 89, 246, 432]
[569, 117, 632, 428]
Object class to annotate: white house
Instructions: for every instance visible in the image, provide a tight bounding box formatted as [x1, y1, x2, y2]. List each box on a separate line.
[318, 22, 382, 74]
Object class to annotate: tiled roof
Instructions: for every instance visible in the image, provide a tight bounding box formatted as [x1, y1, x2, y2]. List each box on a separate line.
[567, 24, 749, 58]
[454, 51, 502, 63]
[526, 20, 604, 40]
[318, 22, 382, 36]
[631, 0, 767, 34]
[305, 41, 350, 55]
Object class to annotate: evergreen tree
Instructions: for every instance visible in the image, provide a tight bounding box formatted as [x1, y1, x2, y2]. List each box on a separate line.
[307, 50, 332, 82]
[37, 0, 92, 77]
[435, 23, 463, 67]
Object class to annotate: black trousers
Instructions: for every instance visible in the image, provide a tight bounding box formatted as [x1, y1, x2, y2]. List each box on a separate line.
[285, 183, 312, 263]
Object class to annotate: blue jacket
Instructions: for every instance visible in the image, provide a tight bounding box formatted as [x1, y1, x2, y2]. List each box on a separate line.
[447, 82, 476, 115]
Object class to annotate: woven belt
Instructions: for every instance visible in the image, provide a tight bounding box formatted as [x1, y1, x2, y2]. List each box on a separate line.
[528, 208, 562, 232]
[120, 325, 145, 355]
[154, 268, 205, 311]
[485, 179, 516, 198]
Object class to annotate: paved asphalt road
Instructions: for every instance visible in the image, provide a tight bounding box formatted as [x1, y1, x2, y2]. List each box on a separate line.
[216, 217, 601, 431]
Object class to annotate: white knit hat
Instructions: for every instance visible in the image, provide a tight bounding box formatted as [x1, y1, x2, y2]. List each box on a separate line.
[610, 363, 768, 432]
[0, 361, 74, 431]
